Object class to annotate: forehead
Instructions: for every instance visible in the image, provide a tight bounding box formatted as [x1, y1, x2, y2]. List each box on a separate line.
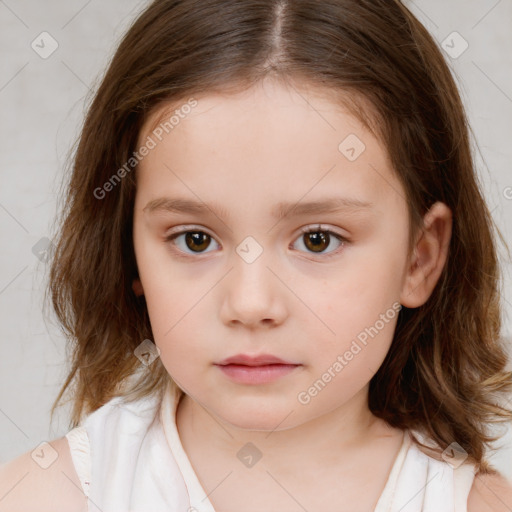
[135, 80, 405, 215]
[140, 79, 379, 144]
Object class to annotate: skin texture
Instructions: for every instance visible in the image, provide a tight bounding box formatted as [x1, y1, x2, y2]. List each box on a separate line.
[2, 78, 510, 512]
[129, 77, 455, 510]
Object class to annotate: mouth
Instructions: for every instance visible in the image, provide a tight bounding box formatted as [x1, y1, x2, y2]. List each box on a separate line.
[216, 353, 299, 366]
[214, 354, 301, 385]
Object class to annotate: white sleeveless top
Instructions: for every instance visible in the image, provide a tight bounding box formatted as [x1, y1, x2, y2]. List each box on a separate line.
[64, 380, 477, 512]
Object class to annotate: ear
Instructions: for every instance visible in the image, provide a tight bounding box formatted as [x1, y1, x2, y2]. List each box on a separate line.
[400, 201, 452, 308]
[132, 277, 144, 297]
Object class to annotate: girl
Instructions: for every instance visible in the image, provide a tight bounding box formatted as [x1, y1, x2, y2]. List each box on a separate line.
[1, 0, 512, 511]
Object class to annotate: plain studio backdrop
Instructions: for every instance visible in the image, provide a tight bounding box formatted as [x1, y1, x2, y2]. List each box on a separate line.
[0, 0, 511, 481]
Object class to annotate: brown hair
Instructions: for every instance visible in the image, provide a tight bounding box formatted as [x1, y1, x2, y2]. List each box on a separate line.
[47, 0, 512, 473]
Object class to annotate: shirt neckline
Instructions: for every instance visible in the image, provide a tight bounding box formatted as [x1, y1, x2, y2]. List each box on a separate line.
[160, 382, 217, 512]
[160, 380, 411, 512]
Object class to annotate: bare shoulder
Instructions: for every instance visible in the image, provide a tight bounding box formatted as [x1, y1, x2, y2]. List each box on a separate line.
[0, 436, 87, 512]
[467, 470, 512, 512]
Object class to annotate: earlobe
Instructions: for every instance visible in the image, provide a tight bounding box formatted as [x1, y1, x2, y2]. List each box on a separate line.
[400, 202, 452, 308]
[132, 278, 144, 297]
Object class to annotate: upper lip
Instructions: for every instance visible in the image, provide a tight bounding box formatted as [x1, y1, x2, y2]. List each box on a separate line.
[216, 354, 298, 366]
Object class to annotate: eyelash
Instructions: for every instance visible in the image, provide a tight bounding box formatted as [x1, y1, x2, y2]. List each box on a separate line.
[163, 224, 348, 260]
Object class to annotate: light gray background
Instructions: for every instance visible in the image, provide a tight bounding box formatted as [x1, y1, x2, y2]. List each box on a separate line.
[0, 0, 511, 480]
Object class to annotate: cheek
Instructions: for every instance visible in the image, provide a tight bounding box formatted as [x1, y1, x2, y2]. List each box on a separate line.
[148, 300, 210, 389]
[134, 232, 190, 324]
[298, 250, 403, 367]
[311, 294, 399, 371]
[142, 277, 209, 353]
[298, 287, 399, 411]
[133, 239, 201, 360]
[313, 259, 401, 329]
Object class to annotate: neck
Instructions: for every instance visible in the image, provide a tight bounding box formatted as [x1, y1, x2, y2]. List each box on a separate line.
[175, 384, 382, 472]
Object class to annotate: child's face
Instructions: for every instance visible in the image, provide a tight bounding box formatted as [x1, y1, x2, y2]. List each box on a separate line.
[133, 79, 412, 430]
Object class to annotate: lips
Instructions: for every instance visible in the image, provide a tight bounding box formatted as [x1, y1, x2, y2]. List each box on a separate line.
[216, 353, 297, 366]
[215, 354, 301, 385]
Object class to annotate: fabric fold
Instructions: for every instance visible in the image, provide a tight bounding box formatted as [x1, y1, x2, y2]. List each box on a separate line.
[65, 426, 92, 498]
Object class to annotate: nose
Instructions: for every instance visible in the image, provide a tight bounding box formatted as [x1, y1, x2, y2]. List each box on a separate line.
[219, 247, 288, 329]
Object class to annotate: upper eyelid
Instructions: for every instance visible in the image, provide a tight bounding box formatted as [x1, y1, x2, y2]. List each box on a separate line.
[298, 224, 346, 236]
[164, 224, 347, 240]
[165, 224, 217, 240]
[164, 225, 348, 254]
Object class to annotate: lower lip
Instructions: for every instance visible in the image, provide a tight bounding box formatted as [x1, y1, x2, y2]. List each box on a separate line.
[215, 364, 300, 384]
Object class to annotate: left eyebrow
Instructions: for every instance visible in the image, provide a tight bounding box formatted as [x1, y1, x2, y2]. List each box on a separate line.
[143, 196, 374, 222]
[273, 197, 374, 220]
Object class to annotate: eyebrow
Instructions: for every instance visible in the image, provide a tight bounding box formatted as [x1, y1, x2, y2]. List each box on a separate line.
[143, 196, 374, 221]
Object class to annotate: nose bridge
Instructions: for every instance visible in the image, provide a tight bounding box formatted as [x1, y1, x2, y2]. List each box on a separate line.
[232, 233, 275, 296]
[220, 234, 287, 326]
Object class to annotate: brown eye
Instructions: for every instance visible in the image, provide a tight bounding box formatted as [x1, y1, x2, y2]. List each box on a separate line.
[165, 229, 219, 255]
[303, 231, 330, 253]
[184, 231, 211, 252]
[293, 226, 346, 257]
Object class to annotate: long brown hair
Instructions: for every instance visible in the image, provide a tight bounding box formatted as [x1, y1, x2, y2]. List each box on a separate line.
[47, 0, 512, 473]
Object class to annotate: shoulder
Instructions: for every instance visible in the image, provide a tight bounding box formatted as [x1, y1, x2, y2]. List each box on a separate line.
[467, 471, 512, 512]
[0, 436, 86, 512]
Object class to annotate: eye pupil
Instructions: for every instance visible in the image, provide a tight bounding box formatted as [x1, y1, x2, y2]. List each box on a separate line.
[186, 231, 210, 252]
[304, 231, 329, 253]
